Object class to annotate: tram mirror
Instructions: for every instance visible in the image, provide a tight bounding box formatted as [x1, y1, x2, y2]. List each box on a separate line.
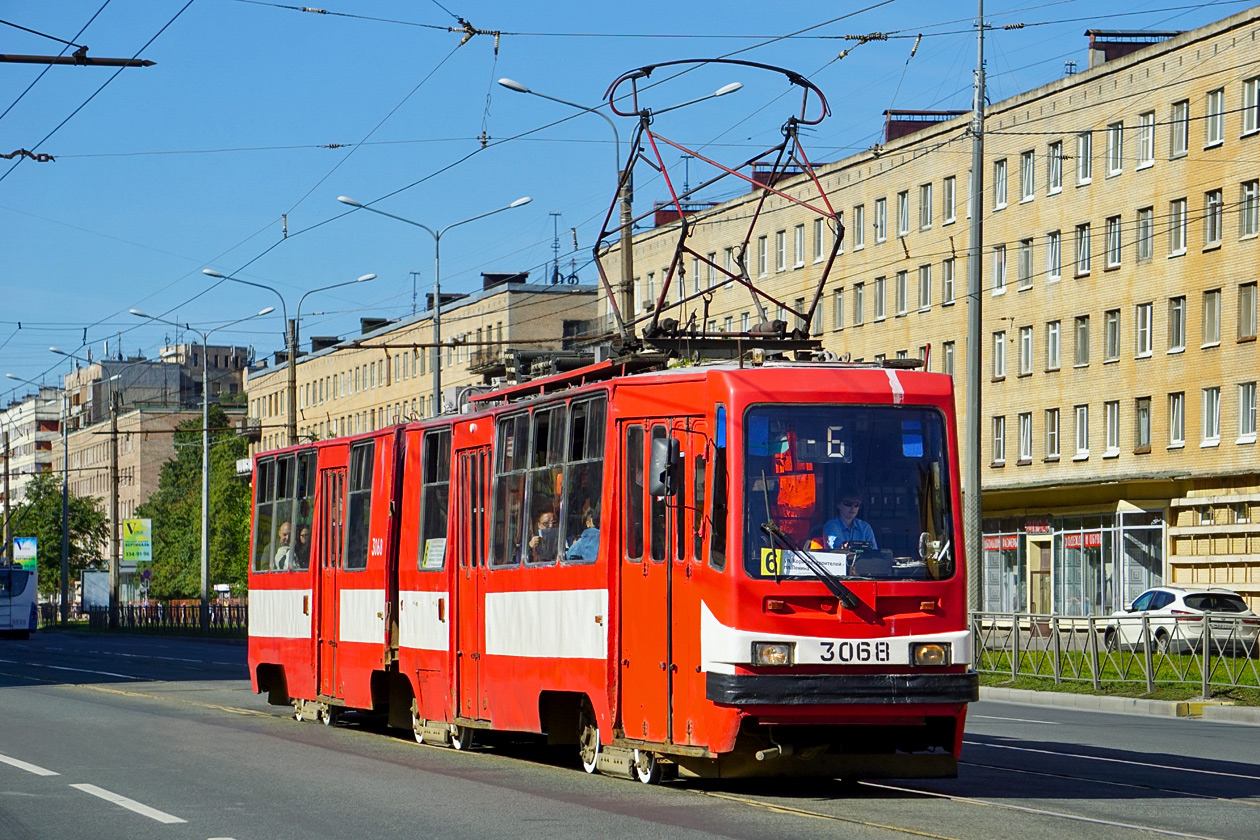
[649, 436, 682, 497]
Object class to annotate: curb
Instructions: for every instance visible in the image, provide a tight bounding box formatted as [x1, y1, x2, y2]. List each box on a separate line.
[978, 686, 1260, 724]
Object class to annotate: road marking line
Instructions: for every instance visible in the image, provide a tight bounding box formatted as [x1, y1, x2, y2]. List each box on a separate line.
[964, 741, 1260, 781]
[972, 715, 1060, 725]
[70, 783, 186, 824]
[691, 790, 964, 840]
[861, 781, 1227, 840]
[0, 752, 59, 776]
[40, 664, 143, 680]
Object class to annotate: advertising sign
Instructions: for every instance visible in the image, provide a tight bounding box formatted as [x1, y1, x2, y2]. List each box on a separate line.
[13, 537, 37, 572]
[122, 518, 153, 564]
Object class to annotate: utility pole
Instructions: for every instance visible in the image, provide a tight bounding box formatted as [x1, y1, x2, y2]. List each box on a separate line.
[965, 0, 987, 614]
[108, 390, 120, 630]
[410, 271, 421, 316]
[3, 430, 10, 565]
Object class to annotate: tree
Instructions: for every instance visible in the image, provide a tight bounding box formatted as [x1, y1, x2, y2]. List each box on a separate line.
[10, 472, 108, 597]
[136, 405, 251, 599]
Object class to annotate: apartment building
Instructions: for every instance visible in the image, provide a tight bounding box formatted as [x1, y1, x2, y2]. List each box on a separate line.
[244, 277, 599, 453]
[0, 386, 61, 507]
[603, 9, 1260, 613]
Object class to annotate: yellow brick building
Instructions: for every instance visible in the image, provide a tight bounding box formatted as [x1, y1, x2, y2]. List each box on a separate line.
[603, 10, 1260, 612]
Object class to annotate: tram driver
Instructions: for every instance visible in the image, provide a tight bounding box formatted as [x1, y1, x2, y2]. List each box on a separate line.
[822, 492, 878, 550]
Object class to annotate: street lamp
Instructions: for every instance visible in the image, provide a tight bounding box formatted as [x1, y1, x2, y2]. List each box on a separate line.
[5, 371, 69, 624]
[336, 195, 531, 414]
[201, 270, 376, 447]
[129, 307, 274, 631]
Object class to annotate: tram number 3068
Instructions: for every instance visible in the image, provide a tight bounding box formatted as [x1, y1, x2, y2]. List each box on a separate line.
[819, 640, 891, 663]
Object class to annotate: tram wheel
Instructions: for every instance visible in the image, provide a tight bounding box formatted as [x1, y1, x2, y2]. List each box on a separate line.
[319, 706, 338, 726]
[632, 749, 662, 785]
[411, 708, 426, 744]
[578, 710, 601, 774]
[451, 725, 475, 752]
[292, 700, 304, 721]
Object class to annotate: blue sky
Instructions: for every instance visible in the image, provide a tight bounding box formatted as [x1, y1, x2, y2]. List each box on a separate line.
[1, 0, 1249, 394]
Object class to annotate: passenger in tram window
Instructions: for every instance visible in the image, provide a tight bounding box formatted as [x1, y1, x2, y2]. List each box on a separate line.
[293, 525, 311, 570]
[565, 507, 601, 561]
[822, 492, 878, 550]
[528, 510, 559, 562]
[272, 521, 294, 571]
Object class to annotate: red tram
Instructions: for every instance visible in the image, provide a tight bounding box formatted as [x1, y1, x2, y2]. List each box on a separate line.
[247, 357, 978, 781]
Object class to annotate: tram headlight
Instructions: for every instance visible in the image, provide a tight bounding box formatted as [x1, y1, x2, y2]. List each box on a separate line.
[911, 642, 950, 667]
[751, 642, 795, 666]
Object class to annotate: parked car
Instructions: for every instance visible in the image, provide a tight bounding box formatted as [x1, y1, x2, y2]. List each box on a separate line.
[1104, 586, 1259, 655]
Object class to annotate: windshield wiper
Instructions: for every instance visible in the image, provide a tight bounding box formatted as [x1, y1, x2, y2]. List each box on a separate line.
[760, 522, 860, 610]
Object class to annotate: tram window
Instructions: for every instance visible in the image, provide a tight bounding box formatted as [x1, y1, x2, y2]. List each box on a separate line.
[491, 413, 529, 568]
[709, 439, 728, 571]
[562, 395, 606, 565]
[624, 425, 644, 561]
[525, 404, 566, 565]
[649, 425, 667, 563]
[418, 428, 452, 570]
[291, 450, 317, 570]
[674, 434, 688, 562]
[268, 455, 297, 571]
[252, 458, 276, 573]
[693, 454, 707, 562]
[344, 442, 374, 571]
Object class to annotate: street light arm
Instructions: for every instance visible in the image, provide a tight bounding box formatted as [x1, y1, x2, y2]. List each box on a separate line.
[338, 198, 438, 240]
[296, 274, 376, 318]
[440, 197, 532, 238]
[499, 78, 621, 176]
[201, 269, 289, 326]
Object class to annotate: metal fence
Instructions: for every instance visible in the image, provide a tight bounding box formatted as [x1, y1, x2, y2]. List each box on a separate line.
[79, 603, 248, 633]
[972, 611, 1260, 697]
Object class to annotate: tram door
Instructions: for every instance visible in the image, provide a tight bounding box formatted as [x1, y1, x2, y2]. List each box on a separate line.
[454, 447, 490, 720]
[316, 461, 348, 698]
[620, 417, 704, 745]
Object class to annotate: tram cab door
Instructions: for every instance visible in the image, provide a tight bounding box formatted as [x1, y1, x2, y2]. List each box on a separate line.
[619, 418, 705, 746]
[316, 462, 348, 698]
[454, 447, 490, 721]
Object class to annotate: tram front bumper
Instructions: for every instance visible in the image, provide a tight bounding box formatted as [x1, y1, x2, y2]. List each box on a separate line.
[706, 670, 979, 706]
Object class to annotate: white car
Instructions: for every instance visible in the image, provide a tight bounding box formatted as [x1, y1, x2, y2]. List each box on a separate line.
[1104, 586, 1259, 655]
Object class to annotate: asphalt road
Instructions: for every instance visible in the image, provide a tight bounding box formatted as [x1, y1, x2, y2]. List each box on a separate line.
[0, 632, 1256, 840]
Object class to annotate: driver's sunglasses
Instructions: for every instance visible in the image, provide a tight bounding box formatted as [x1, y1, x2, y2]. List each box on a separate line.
[839, 500, 861, 508]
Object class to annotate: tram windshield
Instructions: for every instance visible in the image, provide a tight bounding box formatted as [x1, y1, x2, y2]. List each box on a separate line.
[742, 404, 955, 582]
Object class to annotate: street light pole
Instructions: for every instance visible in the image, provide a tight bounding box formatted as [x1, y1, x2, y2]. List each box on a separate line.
[202, 271, 375, 445]
[130, 307, 273, 631]
[336, 196, 531, 414]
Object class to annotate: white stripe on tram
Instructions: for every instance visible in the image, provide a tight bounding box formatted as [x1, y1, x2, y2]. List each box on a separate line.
[485, 589, 608, 660]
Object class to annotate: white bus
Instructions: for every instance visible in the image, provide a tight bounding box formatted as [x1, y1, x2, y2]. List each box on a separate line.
[0, 565, 38, 639]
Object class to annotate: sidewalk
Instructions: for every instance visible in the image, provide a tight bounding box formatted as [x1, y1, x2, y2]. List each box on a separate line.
[979, 686, 1260, 725]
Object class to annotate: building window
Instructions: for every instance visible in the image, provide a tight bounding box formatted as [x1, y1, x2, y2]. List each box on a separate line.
[1168, 198, 1187, 255]
[993, 158, 1008, 209]
[1105, 216, 1122, 268]
[1106, 122, 1123, 175]
[1242, 77, 1260, 136]
[1136, 303, 1153, 357]
[874, 276, 886, 320]
[1242, 181, 1260, 238]
[1020, 150, 1035, 201]
[992, 416, 1006, 465]
[1076, 132, 1092, 184]
[853, 204, 866, 249]
[1206, 88, 1225, 147]
[943, 176, 956, 223]
[1169, 392, 1185, 446]
[942, 257, 955, 304]
[1171, 99, 1189, 158]
[757, 236, 768, 276]
[919, 183, 933, 230]
[1104, 401, 1120, 456]
[1104, 309, 1120, 362]
[1239, 382, 1258, 441]
[897, 190, 910, 236]
[943, 341, 955, 377]
[1019, 325, 1033, 375]
[1046, 230, 1061, 281]
[895, 271, 908, 316]
[1205, 190, 1224, 247]
[853, 282, 865, 325]
[741, 311, 750, 332]
[1136, 207, 1154, 261]
[832, 288, 844, 330]
[793, 224, 805, 268]
[775, 230, 787, 272]
[1046, 408, 1060, 458]
[813, 218, 826, 262]
[992, 244, 1007, 294]
[1168, 296, 1186, 352]
[1075, 405, 1090, 458]
[1135, 397, 1152, 453]
[1203, 289, 1221, 346]
[918, 264, 931, 310]
[1202, 387, 1221, 445]
[1074, 223, 1091, 275]
[1137, 111, 1155, 168]
[874, 198, 887, 243]
[1018, 412, 1032, 462]
[1240, 283, 1258, 340]
[1018, 238, 1033, 289]
[1047, 320, 1061, 370]
[1074, 315, 1090, 366]
[993, 331, 1006, 379]
[1047, 141, 1063, 194]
